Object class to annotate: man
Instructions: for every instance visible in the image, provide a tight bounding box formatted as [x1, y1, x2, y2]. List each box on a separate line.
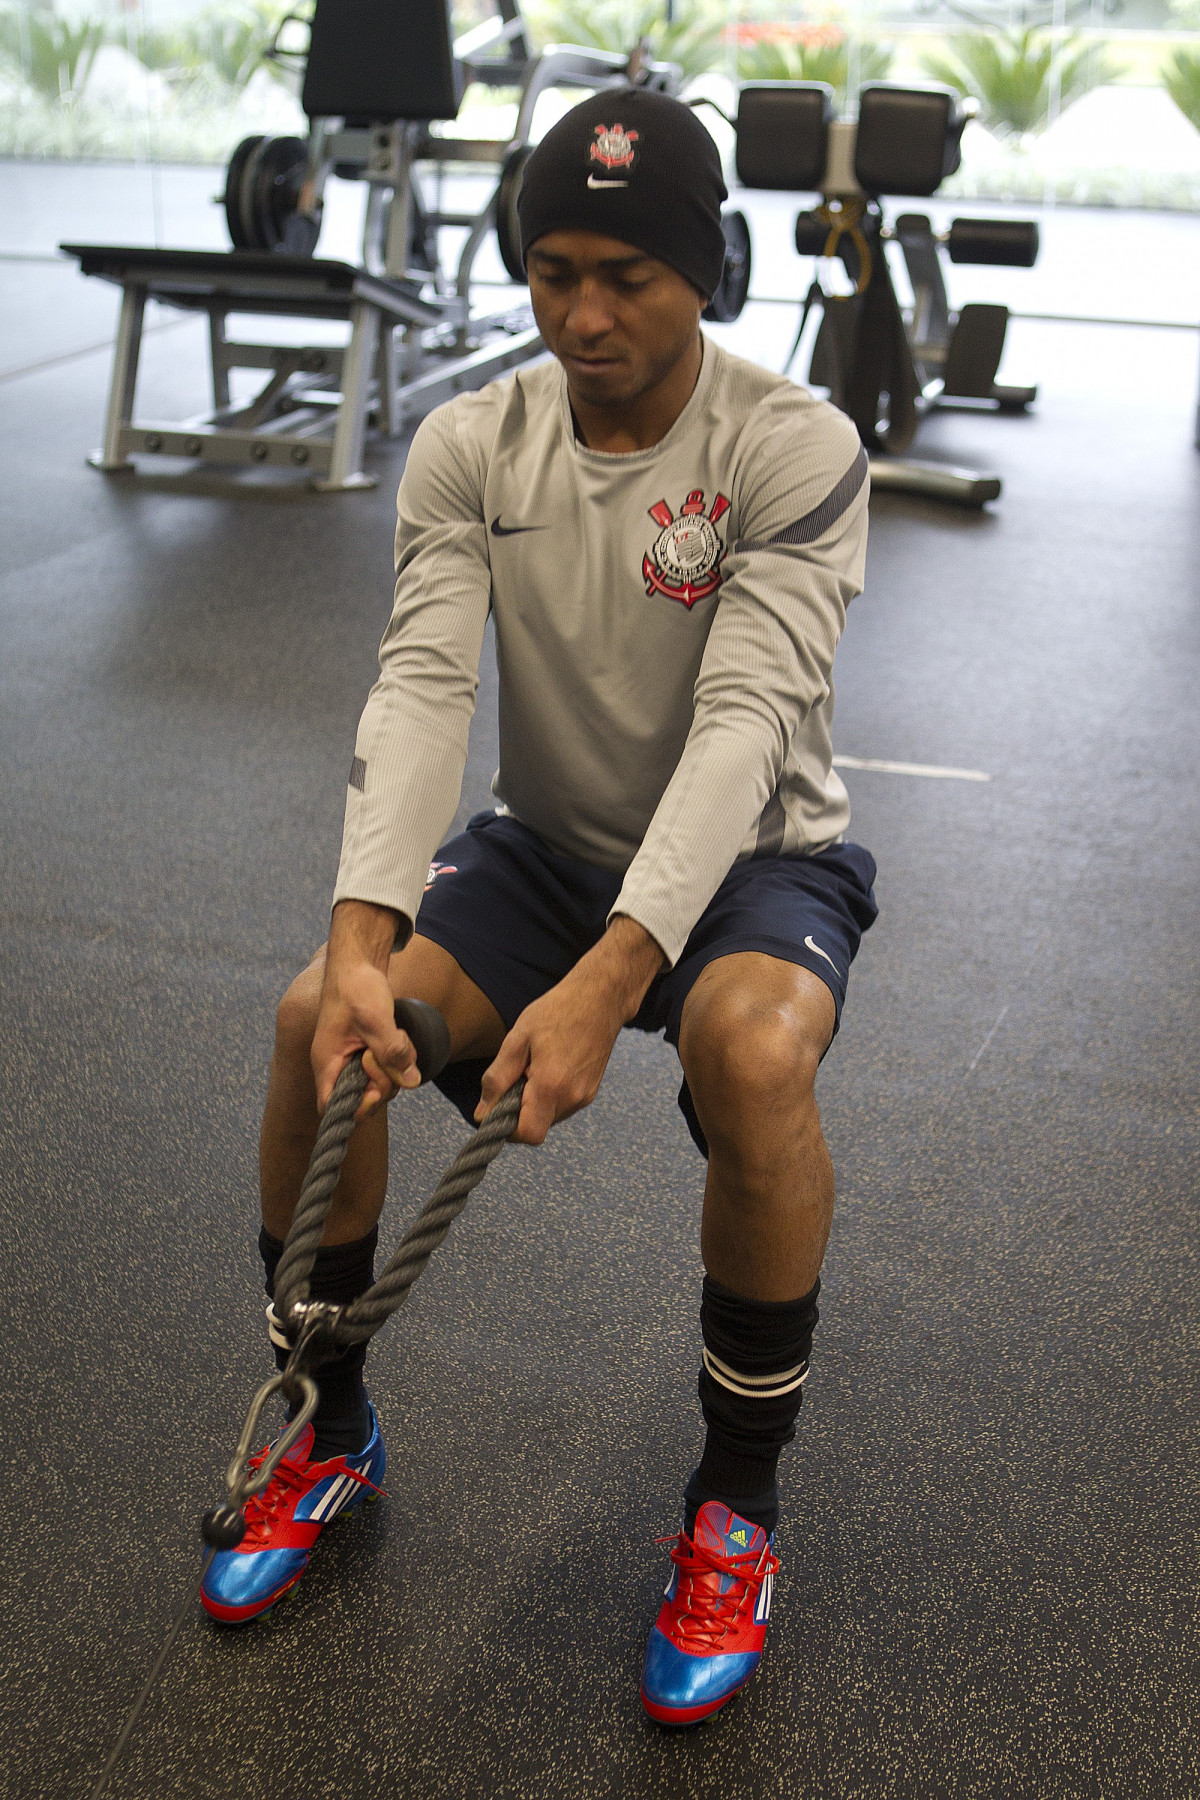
[201, 87, 877, 1727]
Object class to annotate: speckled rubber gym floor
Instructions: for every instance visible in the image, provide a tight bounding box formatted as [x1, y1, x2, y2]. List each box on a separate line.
[1, 198, 1198, 1799]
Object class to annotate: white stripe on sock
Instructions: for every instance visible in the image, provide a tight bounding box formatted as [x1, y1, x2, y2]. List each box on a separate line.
[265, 1302, 291, 1353]
[703, 1348, 810, 1400]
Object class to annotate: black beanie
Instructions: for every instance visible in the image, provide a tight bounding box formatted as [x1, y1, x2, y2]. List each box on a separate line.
[517, 87, 728, 298]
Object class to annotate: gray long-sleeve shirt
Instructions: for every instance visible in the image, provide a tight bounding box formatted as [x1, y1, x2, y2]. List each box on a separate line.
[334, 337, 869, 966]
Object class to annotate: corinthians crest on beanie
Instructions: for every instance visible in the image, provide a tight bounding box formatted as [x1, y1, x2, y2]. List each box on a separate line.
[516, 88, 728, 299]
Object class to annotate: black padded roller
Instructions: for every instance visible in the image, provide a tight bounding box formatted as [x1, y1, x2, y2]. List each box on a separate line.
[735, 82, 833, 192]
[854, 84, 960, 198]
[947, 217, 1039, 268]
[393, 998, 452, 1084]
[794, 210, 830, 257]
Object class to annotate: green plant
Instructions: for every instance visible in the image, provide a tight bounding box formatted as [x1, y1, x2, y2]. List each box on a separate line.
[920, 27, 1118, 138]
[136, 1, 293, 91]
[532, 0, 722, 83]
[1163, 44, 1200, 132]
[737, 31, 893, 101]
[0, 8, 105, 100]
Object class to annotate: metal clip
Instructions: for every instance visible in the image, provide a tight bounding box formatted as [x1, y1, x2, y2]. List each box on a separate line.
[283, 1296, 343, 1344]
[223, 1369, 319, 1506]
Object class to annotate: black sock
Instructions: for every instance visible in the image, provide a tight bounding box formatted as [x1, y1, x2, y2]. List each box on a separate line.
[684, 1274, 821, 1539]
[259, 1226, 377, 1459]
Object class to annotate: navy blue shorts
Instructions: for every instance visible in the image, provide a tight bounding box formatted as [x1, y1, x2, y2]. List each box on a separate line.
[416, 810, 878, 1156]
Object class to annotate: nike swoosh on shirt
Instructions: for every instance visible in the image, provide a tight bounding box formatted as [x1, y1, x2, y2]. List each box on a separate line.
[804, 935, 841, 976]
[587, 175, 628, 189]
[490, 517, 547, 537]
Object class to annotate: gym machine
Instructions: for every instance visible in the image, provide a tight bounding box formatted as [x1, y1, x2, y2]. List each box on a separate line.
[63, 0, 680, 490]
[733, 80, 1040, 505]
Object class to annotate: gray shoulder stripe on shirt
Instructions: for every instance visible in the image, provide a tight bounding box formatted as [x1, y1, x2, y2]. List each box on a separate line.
[348, 755, 367, 793]
[736, 444, 869, 553]
[754, 788, 787, 856]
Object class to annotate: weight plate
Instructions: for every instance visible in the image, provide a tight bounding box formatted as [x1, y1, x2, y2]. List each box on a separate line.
[495, 143, 534, 284]
[246, 135, 314, 253]
[223, 135, 265, 249]
[238, 137, 273, 250]
[702, 208, 752, 323]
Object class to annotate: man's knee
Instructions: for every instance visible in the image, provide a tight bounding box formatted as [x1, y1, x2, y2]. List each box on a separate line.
[680, 961, 833, 1147]
[274, 949, 326, 1061]
[688, 997, 820, 1114]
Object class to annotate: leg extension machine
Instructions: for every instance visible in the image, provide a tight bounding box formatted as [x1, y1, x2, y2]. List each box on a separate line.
[734, 81, 1040, 506]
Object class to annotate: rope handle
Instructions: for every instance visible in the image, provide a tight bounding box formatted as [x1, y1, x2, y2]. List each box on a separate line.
[272, 997, 451, 1324]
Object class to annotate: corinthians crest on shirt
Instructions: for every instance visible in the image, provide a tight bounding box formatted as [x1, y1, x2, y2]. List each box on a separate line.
[643, 489, 731, 608]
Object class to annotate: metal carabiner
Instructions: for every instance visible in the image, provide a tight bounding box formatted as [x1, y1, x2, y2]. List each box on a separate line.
[201, 1300, 346, 1547]
[228, 1370, 320, 1501]
[201, 1370, 318, 1550]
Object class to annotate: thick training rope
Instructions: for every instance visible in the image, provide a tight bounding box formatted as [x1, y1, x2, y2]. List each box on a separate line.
[270, 1056, 370, 1323]
[273, 1055, 524, 1350]
[91, 1039, 522, 1796]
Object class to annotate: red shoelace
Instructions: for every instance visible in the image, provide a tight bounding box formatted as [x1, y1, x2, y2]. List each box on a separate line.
[237, 1445, 385, 1551]
[657, 1529, 780, 1653]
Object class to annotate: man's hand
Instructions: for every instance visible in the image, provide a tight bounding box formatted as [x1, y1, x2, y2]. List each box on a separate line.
[312, 900, 419, 1119]
[476, 915, 665, 1145]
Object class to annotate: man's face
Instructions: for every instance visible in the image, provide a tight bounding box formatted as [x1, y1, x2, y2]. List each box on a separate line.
[525, 230, 704, 409]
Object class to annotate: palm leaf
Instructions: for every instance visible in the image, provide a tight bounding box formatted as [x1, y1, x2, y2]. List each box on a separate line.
[737, 35, 893, 102]
[537, 0, 721, 82]
[920, 27, 1118, 137]
[135, 1, 293, 90]
[0, 9, 106, 100]
[1164, 45, 1200, 132]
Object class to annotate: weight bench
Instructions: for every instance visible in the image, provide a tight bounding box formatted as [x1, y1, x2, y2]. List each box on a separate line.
[64, 245, 534, 488]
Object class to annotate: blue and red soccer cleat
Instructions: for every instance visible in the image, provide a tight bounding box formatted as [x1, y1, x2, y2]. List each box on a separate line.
[641, 1501, 780, 1725]
[200, 1409, 386, 1624]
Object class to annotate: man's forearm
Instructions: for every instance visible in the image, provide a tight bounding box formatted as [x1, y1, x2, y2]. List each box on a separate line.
[581, 914, 666, 1020]
[328, 899, 403, 978]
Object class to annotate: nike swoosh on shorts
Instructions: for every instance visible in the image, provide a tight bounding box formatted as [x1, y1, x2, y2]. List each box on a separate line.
[804, 935, 841, 976]
[490, 517, 545, 537]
